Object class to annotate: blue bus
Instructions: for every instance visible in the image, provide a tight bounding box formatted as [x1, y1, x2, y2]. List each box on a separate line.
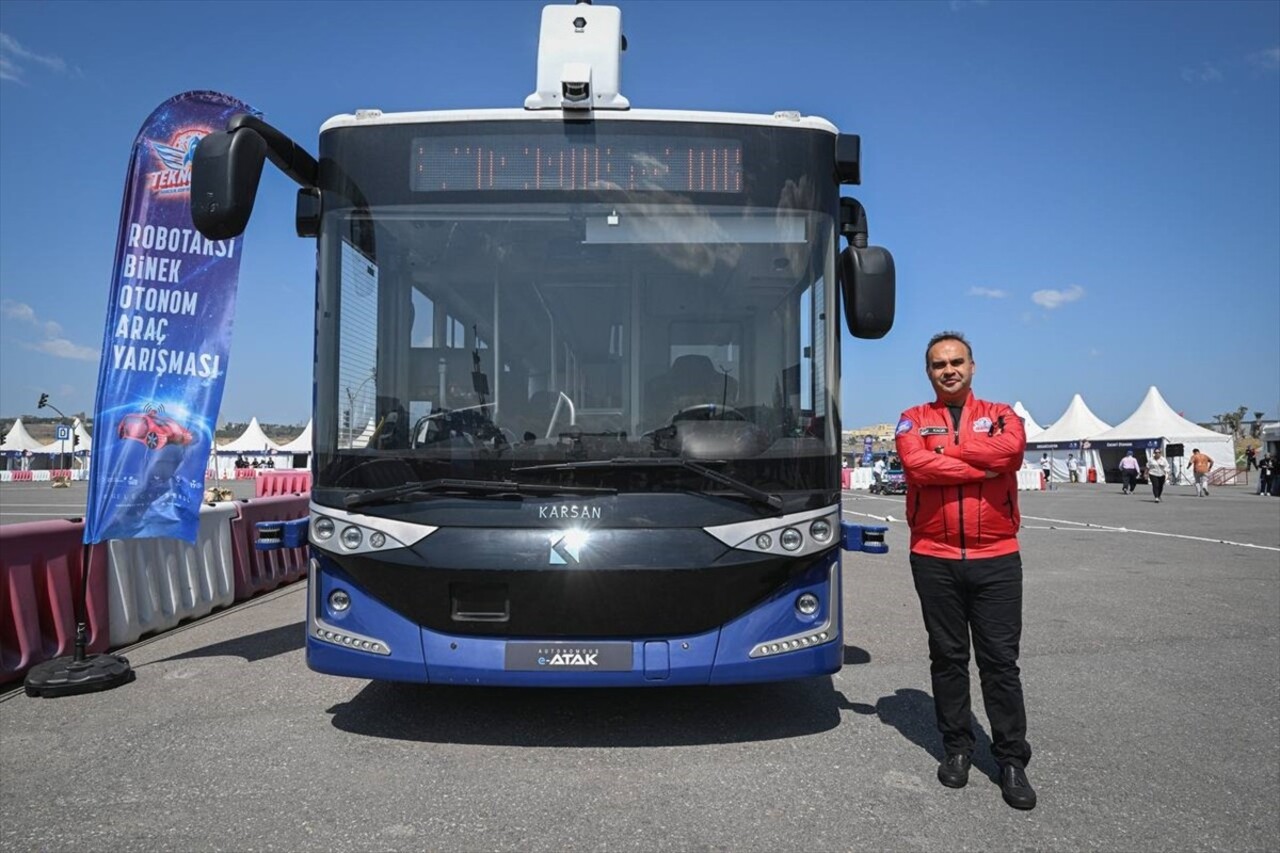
[191, 2, 895, 686]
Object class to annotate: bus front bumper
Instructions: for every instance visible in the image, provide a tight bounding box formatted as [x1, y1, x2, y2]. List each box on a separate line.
[305, 551, 846, 686]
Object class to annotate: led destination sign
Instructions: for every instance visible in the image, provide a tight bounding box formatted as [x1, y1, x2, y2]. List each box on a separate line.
[412, 134, 743, 194]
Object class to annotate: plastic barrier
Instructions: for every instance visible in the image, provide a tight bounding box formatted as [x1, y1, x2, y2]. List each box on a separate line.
[10, 471, 33, 482]
[0, 472, 9, 483]
[840, 468, 853, 489]
[849, 468, 875, 491]
[1015, 469, 1041, 491]
[235, 468, 257, 480]
[1087, 467, 1097, 483]
[254, 470, 312, 497]
[230, 494, 310, 601]
[105, 502, 238, 647]
[0, 519, 109, 685]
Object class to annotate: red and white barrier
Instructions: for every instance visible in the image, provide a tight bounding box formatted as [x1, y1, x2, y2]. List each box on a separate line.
[254, 470, 312, 497]
[105, 502, 239, 647]
[0, 520, 109, 685]
[230, 494, 310, 600]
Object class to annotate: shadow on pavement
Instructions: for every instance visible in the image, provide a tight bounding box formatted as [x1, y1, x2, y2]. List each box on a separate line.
[327, 675, 844, 747]
[152, 621, 306, 664]
[841, 687, 999, 782]
[843, 645, 871, 665]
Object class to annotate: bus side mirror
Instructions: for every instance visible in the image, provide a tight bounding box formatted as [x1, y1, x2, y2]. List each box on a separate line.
[839, 245, 895, 340]
[190, 128, 268, 240]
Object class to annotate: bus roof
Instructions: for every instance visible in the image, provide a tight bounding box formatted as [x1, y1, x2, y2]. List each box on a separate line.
[319, 107, 839, 136]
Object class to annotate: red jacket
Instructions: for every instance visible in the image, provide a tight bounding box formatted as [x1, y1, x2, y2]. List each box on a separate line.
[894, 391, 1026, 560]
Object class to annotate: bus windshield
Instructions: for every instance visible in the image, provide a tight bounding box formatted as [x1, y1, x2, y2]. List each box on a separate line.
[312, 125, 839, 504]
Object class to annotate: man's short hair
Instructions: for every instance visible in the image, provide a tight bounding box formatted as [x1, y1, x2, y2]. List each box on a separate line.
[925, 331, 973, 363]
[1192, 448, 1200, 453]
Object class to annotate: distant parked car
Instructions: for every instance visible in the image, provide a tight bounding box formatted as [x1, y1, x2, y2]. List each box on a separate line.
[117, 408, 194, 450]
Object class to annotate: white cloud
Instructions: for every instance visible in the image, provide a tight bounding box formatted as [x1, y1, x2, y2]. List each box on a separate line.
[1031, 284, 1085, 309]
[0, 32, 74, 85]
[1, 299, 36, 322]
[1246, 46, 1280, 72]
[1, 299, 98, 361]
[1181, 62, 1224, 84]
[968, 286, 1008, 299]
[27, 338, 99, 362]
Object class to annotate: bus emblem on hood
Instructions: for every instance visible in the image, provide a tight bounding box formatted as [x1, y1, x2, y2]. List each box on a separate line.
[549, 530, 588, 565]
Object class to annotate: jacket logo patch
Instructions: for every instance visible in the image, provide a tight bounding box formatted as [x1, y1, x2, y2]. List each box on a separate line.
[973, 417, 993, 432]
[919, 426, 949, 436]
[896, 418, 913, 435]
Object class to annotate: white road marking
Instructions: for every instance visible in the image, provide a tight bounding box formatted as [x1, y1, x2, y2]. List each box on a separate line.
[842, 492, 1280, 553]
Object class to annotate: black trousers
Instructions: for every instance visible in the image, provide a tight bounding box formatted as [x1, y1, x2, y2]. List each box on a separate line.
[1150, 474, 1166, 500]
[910, 552, 1032, 768]
[1121, 469, 1137, 492]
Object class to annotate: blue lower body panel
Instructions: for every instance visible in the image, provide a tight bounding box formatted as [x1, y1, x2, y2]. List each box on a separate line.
[306, 552, 842, 686]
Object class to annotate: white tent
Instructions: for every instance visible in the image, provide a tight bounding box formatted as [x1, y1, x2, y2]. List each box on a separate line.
[217, 417, 283, 455]
[277, 420, 312, 454]
[1027, 394, 1111, 483]
[1, 417, 56, 469]
[276, 420, 312, 468]
[1012, 401, 1044, 439]
[72, 418, 93, 453]
[1090, 386, 1236, 485]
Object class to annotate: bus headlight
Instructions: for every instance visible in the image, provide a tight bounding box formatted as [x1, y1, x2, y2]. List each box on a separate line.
[779, 528, 803, 551]
[328, 589, 351, 612]
[340, 526, 363, 550]
[313, 516, 335, 540]
[809, 519, 832, 543]
[796, 593, 820, 615]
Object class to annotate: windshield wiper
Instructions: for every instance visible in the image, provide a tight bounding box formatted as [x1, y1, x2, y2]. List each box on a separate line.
[345, 478, 616, 509]
[512, 457, 783, 511]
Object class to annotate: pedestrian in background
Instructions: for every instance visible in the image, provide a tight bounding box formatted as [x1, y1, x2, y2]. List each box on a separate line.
[1146, 448, 1169, 503]
[1040, 453, 1052, 487]
[895, 331, 1036, 810]
[1118, 450, 1141, 494]
[1258, 453, 1276, 496]
[1188, 448, 1214, 496]
[1066, 453, 1079, 483]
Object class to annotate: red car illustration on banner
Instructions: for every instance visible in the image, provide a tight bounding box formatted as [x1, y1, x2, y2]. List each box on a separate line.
[117, 407, 194, 450]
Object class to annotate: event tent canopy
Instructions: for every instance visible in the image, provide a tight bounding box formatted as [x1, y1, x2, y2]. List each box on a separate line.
[1012, 401, 1043, 438]
[72, 418, 93, 454]
[216, 417, 282, 454]
[1030, 394, 1112, 447]
[1090, 386, 1235, 473]
[277, 420, 312, 454]
[1, 418, 53, 454]
[1027, 394, 1111, 481]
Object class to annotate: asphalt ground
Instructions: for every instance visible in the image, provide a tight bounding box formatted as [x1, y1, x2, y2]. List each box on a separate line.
[1, 482, 1277, 852]
[0, 479, 259, 526]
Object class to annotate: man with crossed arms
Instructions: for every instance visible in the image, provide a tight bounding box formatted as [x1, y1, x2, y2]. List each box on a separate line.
[895, 331, 1036, 810]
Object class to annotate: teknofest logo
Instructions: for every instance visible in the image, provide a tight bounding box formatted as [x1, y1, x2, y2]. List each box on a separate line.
[146, 127, 208, 198]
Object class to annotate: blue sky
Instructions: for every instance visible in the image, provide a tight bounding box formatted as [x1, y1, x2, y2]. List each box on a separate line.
[1, 0, 1277, 430]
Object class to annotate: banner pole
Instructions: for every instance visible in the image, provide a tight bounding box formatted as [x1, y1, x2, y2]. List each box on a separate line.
[23, 542, 135, 697]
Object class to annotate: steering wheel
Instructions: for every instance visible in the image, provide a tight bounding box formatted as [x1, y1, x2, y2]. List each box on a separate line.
[671, 403, 747, 423]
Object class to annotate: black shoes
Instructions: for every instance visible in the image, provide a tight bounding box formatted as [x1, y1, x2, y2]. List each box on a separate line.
[937, 753, 971, 788]
[1000, 764, 1037, 810]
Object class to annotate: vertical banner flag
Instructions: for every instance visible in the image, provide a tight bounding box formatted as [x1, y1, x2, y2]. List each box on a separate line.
[84, 91, 255, 544]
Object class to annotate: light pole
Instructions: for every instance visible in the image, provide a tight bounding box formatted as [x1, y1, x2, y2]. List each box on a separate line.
[344, 367, 376, 447]
[37, 393, 70, 471]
